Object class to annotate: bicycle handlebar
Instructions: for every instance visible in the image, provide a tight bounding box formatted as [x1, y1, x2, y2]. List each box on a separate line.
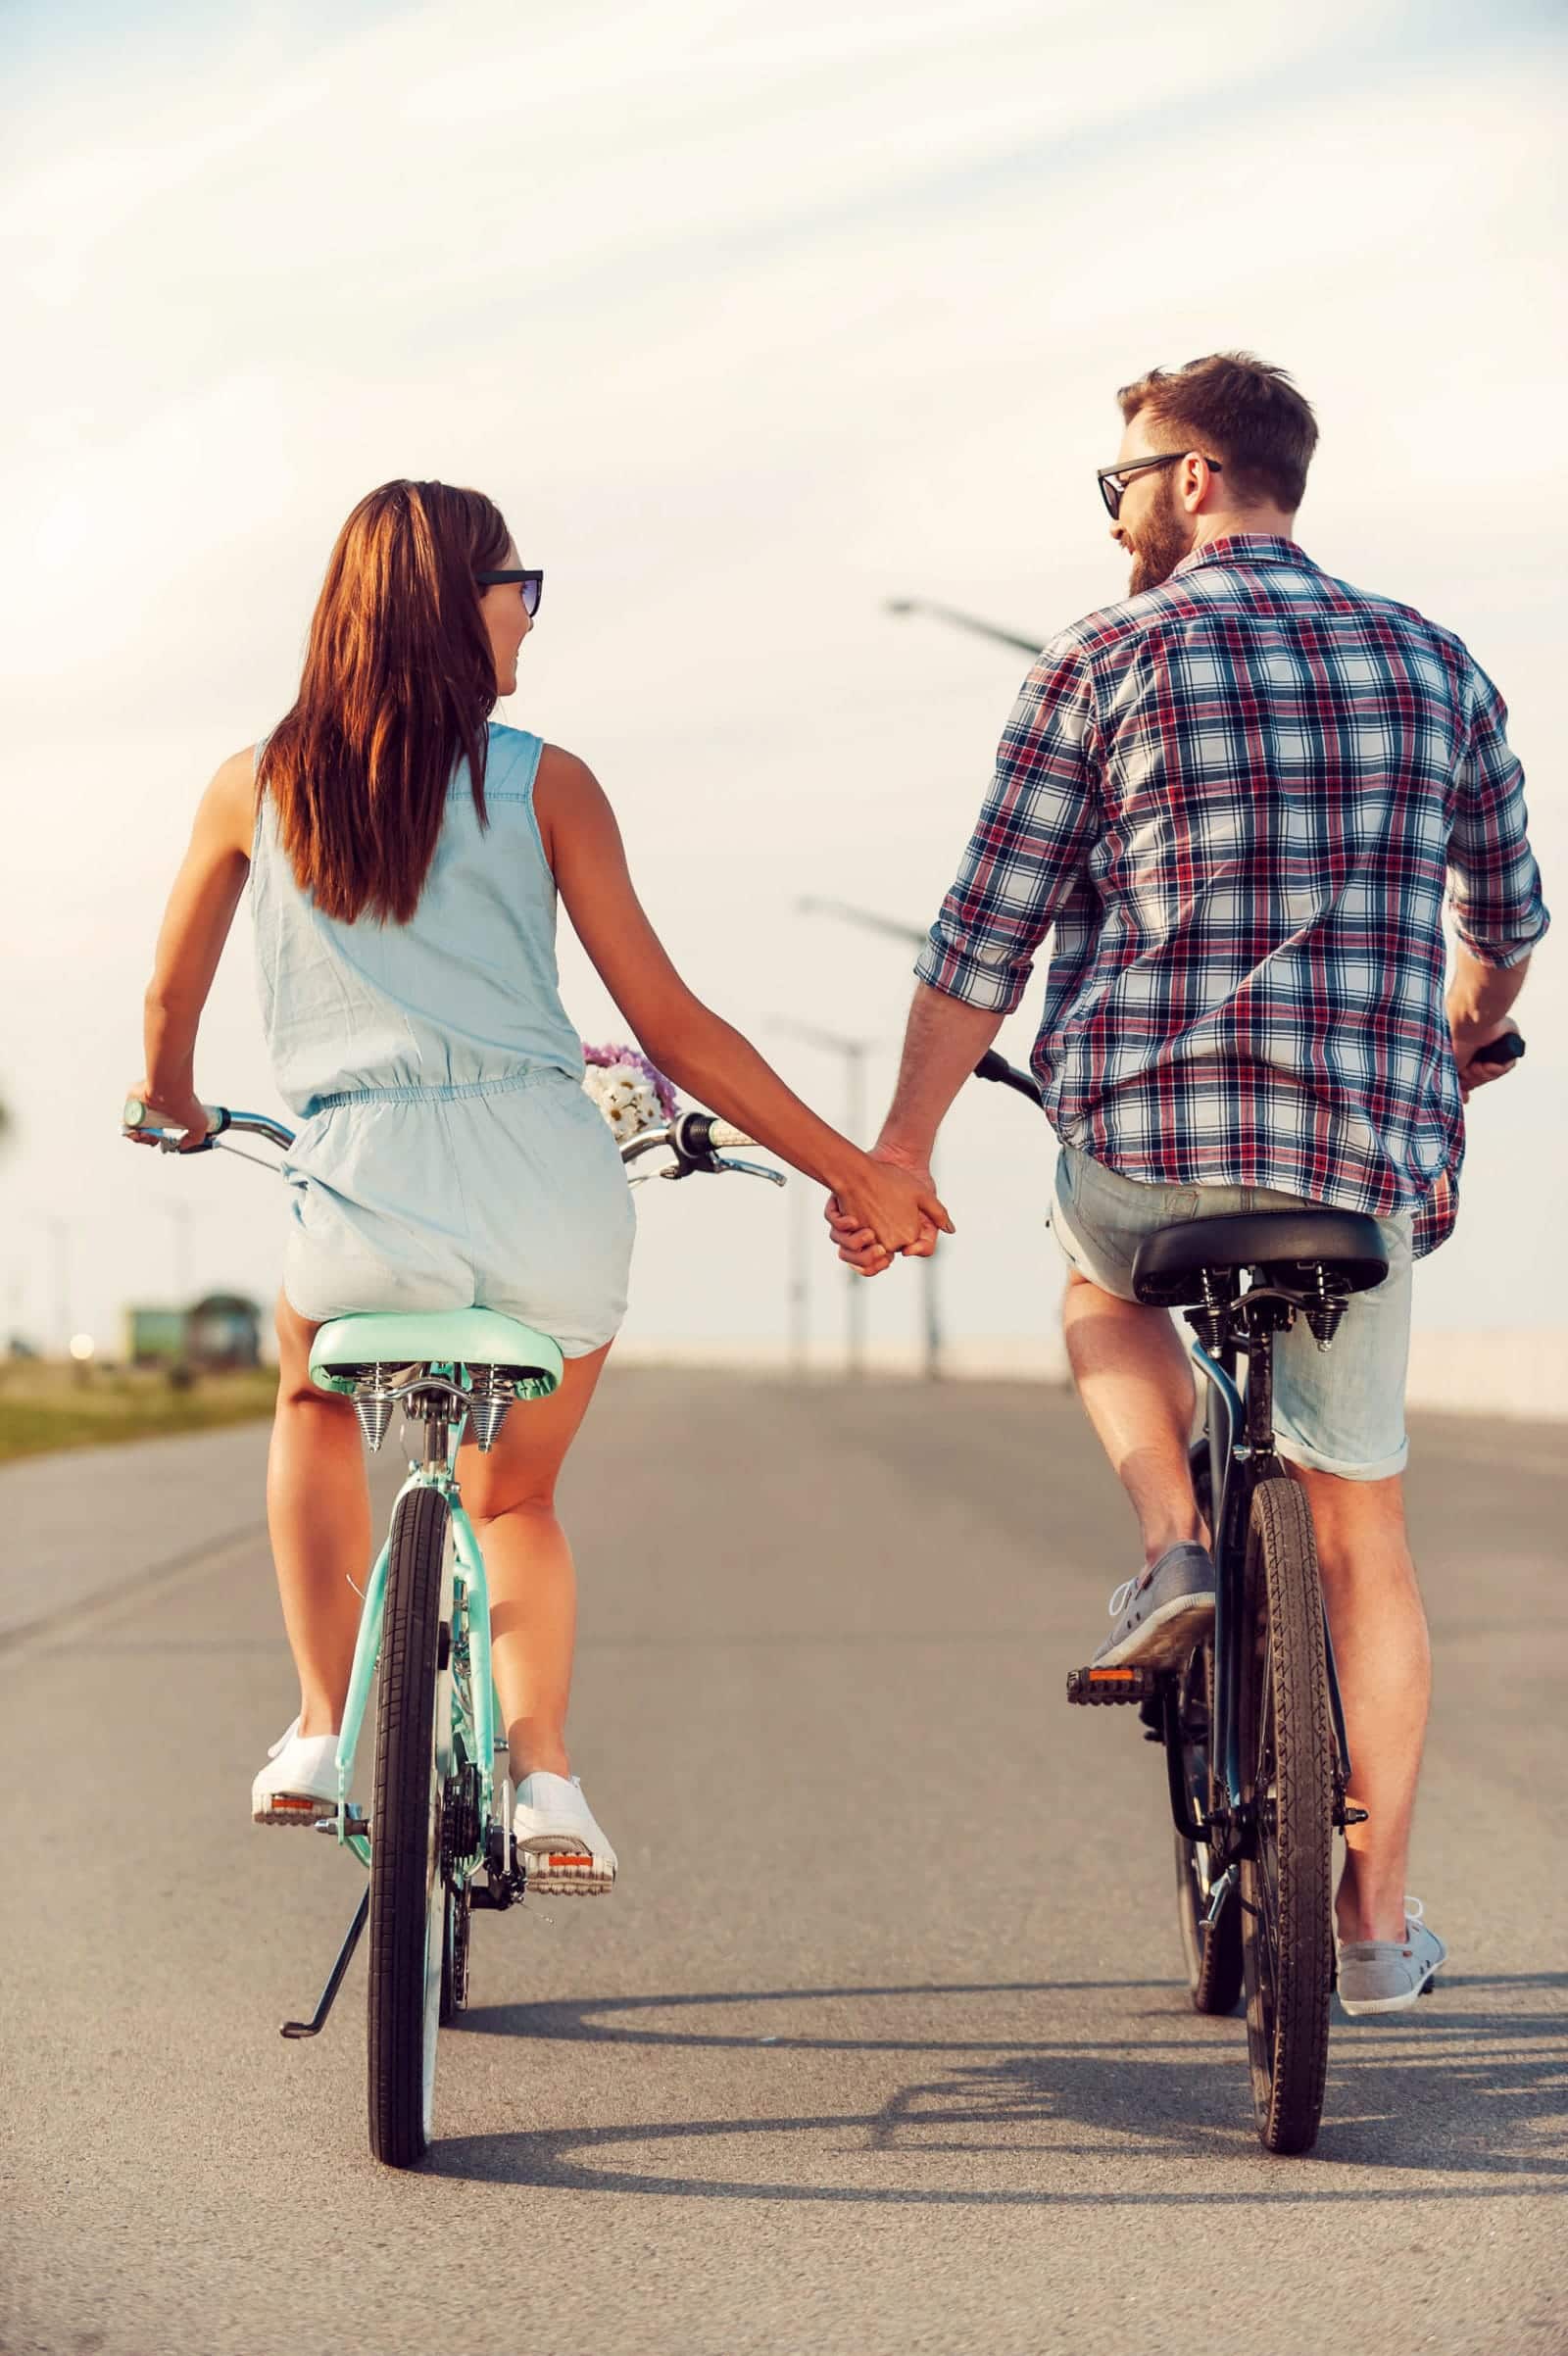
[970, 1031, 1525, 1112]
[620, 1109, 783, 1185]
[970, 1050, 1046, 1107]
[122, 1098, 295, 1152]
[122, 1096, 782, 1185]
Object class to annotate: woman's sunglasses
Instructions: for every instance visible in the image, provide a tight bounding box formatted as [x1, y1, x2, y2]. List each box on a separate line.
[1096, 453, 1222, 520]
[474, 567, 544, 616]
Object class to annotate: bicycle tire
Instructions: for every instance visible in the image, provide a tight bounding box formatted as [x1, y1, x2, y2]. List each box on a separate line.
[1171, 1641, 1244, 2015]
[368, 1485, 455, 2167]
[1238, 1475, 1335, 2154]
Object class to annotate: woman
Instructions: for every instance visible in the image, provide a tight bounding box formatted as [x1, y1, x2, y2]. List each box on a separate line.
[131, 479, 950, 1882]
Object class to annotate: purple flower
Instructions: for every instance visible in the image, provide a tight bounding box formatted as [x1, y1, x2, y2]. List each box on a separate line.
[580, 1041, 680, 1120]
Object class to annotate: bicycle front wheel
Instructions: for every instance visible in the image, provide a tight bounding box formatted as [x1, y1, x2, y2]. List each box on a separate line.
[1238, 1475, 1335, 2154]
[368, 1484, 455, 2168]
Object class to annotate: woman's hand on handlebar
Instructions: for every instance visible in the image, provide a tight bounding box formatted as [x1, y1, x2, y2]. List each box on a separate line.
[827, 1144, 951, 1277]
[124, 1078, 211, 1151]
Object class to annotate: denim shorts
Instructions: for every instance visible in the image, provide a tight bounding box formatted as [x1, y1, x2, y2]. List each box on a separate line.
[1049, 1146, 1412, 1482]
[279, 1070, 636, 1359]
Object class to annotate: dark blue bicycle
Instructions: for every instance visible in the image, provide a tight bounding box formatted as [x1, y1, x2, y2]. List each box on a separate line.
[974, 1035, 1521, 2154]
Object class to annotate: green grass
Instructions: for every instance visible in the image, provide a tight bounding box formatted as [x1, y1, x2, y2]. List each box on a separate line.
[0, 1362, 278, 1465]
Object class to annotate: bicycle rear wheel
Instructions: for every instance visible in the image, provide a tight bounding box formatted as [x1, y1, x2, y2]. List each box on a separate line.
[1171, 1641, 1243, 2015]
[1238, 1475, 1335, 2154]
[368, 1484, 455, 2167]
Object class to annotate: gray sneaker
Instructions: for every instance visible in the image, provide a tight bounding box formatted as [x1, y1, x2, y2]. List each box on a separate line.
[1093, 1543, 1216, 1669]
[1338, 1898, 1447, 2017]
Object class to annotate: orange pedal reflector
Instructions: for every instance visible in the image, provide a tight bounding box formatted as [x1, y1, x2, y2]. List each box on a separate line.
[1089, 1668, 1138, 1681]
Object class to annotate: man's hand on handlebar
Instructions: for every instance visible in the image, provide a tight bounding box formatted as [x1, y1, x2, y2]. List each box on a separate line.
[1447, 1019, 1527, 1104]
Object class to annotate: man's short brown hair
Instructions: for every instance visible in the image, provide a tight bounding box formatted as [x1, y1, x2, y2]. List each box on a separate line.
[1117, 352, 1318, 514]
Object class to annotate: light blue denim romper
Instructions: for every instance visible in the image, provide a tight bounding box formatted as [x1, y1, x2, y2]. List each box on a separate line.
[249, 723, 635, 1356]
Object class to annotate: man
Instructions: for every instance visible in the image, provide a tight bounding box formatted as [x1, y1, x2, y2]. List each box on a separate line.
[830, 352, 1548, 2015]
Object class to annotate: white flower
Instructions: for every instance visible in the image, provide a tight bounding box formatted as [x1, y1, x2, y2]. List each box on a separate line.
[583, 1063, 662, 1143]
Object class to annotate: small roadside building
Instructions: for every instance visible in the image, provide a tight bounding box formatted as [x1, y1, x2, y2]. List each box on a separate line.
[125, 1296, 263, 1370]
[186, 1294, 263, 1370]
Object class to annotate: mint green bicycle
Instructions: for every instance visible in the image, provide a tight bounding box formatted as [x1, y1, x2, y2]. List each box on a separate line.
[123, 1092, 780, 2168]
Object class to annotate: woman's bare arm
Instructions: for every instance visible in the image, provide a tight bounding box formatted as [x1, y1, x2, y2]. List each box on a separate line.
[534, 748, 952, 1253]
[132, 750, 255, 1147]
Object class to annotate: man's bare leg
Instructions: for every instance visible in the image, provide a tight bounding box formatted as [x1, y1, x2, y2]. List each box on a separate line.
[1061, 1271, 1203, 1561]
[1294, 1466, 1430, 1946]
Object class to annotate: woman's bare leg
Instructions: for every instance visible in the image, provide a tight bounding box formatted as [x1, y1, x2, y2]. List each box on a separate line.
[456, 1343, 612, 1785]
[268, 1290, 369, 1737]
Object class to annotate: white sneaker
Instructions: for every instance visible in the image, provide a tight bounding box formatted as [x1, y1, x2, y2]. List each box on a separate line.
[1338, 1897, 1447, 2016]
[252, 1718, 340, 1826]
[512, 1771, 616, 1894]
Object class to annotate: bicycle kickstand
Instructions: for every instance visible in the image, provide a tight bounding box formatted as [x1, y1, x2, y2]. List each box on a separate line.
[280, 1890, 369, 2040]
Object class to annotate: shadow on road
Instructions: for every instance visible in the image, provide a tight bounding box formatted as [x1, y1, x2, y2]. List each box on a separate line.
[429, 1974, 1568, 2200]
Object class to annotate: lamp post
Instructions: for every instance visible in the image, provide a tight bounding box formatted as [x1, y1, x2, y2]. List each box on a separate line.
[771, 1017, 872, 1380]
[29, 1213, 73, 1358]
[782, 598, 1044, 1380]
[794, 898, 951, 1384]
[159, 1202, 202, 1306]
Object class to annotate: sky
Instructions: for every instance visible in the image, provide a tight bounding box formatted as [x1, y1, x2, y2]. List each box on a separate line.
[2, 0, 1565, 1362]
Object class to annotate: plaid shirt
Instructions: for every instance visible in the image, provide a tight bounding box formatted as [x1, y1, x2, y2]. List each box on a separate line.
[916, 535, 1548, 1255]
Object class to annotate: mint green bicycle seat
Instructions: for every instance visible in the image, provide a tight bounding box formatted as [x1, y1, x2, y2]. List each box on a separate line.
[309, 1309, 564, 1399]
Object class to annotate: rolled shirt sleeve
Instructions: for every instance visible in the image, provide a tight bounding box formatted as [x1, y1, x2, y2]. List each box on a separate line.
[1447, 662, 1550, 968]
[915, 639, 1101, 1014]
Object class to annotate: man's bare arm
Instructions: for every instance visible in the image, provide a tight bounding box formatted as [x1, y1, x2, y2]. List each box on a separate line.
[877, 983, 1004, 1165]
[826, 984, 1003, 1272]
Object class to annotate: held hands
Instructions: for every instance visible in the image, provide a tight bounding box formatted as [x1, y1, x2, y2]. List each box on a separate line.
[825, 1143, 951, 1278]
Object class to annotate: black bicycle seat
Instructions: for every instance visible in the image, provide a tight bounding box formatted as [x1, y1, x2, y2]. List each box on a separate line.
[1131, 1209, 1388, 1307]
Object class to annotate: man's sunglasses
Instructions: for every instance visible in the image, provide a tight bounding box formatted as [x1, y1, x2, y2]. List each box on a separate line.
[1096, 452, 1222, 520]
[474, 567, 544, 616]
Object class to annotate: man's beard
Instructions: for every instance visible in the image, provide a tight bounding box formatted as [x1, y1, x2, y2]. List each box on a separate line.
[1125, 475, 1196, 594]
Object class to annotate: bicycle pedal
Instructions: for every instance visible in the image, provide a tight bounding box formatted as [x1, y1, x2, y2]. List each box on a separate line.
[255, 1795, 336, 1826]
[519, 1848, 615, 1896]
[1066, 1665, 1162, 1706]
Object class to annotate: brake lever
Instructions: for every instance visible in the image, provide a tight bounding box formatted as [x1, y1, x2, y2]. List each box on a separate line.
[712, 1154, 787, 1187]
[656, 1153, 786, 1186]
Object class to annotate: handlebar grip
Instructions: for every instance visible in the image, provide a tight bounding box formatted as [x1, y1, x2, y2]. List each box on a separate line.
[674, 1112, 759, 1158]
[122, 1097, 227, 1140]
[1471, 1031, 1525, 1069]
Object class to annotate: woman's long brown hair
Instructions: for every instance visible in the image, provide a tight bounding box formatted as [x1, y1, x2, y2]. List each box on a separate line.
[258, 480, 511, 923]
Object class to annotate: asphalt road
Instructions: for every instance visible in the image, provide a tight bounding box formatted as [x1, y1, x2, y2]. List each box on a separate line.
[2, 1373, 1565, 2356]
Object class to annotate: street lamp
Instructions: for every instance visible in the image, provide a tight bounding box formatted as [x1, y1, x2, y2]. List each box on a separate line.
[771, 1017, 873, 1380]
[792, 898, 950, 1385]
[158, 1202, 203, 1305]
[28, 1212, 73, 1358]
[884, 596, 1043, 658]
[796, 896, 925, 950]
